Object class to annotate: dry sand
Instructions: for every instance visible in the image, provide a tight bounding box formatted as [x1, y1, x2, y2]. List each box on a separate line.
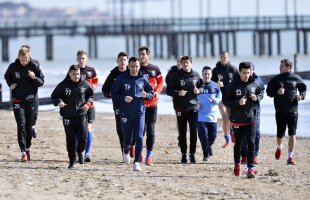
[0, 109, 309, 200]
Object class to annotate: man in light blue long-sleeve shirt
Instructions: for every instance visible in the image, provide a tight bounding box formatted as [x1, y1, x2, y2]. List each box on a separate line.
[198, 66, 222, 161]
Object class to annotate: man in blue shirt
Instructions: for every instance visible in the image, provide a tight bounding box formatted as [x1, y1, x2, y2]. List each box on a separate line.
[198, 66, 222, 161]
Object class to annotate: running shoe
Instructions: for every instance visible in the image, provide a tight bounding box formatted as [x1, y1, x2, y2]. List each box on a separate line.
[247, 169, 255, 178]
[254, 157, 259, 164]
[181, 154, 187, 164]
[133, 162, 142, 171]
[140, 153, 144, 162]
[78, 153, 84, 164]
[234, 164, 241, 176]
[241, 156, 247, 164]
[21, 154, 27, 162]
[26, 150, 30, 162]
[146, 158, 154, 166]
[84, 153, 91, 162]
[275, 148, 282, 160]
[123, 150, 130, 164]
[189, 154, 196, 164]
[129, 146, 135, 158]
[32, 127, 37, 138]
[287, 157, 296, 165]
[203, 156, 209, 162]
[68, 161, 76, 169]
[223, 142, 230, 148]
[208, 147, 213, 157]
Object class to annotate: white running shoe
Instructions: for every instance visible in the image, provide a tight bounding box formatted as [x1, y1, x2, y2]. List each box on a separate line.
[123, 150, 130, 164]
[133, 162, 142, 171]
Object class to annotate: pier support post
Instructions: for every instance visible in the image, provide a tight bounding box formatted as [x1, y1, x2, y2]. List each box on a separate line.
[1, 36, 9, 62]
[203, 34, 207, 57]
[303, 30, 308, 55]
[196, 33, 200, 57]
[232, 31, 237, 56]
[210, 33, 214, 57]
[225, 32, 229, 53]
[296, 30, 300, 54]
[277, 30, 281, 55]
[187, 33, 191, 56]
[46, 34, 53, 60]
[218, 32, 223, 55]
[268, 31, 273, 56]
[253, 32, 257, 55]
[259, 32, 265, 56]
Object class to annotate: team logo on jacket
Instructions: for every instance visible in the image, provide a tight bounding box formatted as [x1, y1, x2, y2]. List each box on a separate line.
[229, 73, 233, 80]
[144, 74, 149, 78]
[193, 80, 197, 85]
[217, 74, 223, 80]
[138, 83, 144, 89]
[15, 72, 20, 78]
[235, 89, 242, 96]
[87, 72, 92, 77]
[122, 118, 127, 123]
[81, 74, 86, 79]
[250, 87, 256, 94]
[80, 87, 86, 93]
[151, 70, 156, 76]
[180, 80, 185, 86]
[125, 84, 131, 90]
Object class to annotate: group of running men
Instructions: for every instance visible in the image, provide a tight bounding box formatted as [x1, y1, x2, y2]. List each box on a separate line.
[4, 46, 306, 178]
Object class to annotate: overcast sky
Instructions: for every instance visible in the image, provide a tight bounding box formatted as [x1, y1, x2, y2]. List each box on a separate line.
[2, 0, 310, 18]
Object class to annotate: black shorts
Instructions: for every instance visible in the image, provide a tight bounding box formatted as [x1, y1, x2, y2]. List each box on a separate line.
[276, 111, 298, 138]
[87, 107, 95, 123]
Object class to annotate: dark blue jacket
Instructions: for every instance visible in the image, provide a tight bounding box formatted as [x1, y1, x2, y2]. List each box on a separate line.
[111, 71, 154, 115]
[252, 72, 265, 112]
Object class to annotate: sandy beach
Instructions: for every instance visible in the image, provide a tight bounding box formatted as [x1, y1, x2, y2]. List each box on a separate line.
[0, 109, 309, 200]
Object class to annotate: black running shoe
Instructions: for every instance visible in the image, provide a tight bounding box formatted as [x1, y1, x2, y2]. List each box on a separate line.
[84, 153, 91, 162]
[181, 154, 187, 164]
[209, 147, 213, 157]
[32, 127, 37, 138]
[203, 156, 209, 161]
[78, 153, 84, 164]
[189, 154, 196, 164]
[68, 161, 76, 169]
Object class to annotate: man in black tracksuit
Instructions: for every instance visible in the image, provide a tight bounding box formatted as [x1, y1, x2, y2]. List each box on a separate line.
[223, 62, 263, 178]
[212, 52, 239, 147]
[166, 56, 203, 164]
[51, 65, 94, 168]
[266, 59, 306, 165]
[4, 47, 44, 162]
[102, 52, 135, 157]
[165, 56, 183, 85]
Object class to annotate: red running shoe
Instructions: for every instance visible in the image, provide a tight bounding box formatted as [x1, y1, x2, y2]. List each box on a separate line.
[287, 157, 296, 165]
[26, 150, 30, 161]
[129, 146, 135, 158]
[146, 158, 154, 166]
[253, 157, 259, 164]
[234, 164, 241, 176]
[230, 131, 235, 143]
[21, 154, 27, 162]
[223, 142, 230, 148]
[275, 148, 282, 160]
[241, 156, 247, 164]
[247, 169, 256, 178]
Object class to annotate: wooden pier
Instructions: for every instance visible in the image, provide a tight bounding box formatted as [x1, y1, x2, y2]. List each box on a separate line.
[1, 16, 310, 61]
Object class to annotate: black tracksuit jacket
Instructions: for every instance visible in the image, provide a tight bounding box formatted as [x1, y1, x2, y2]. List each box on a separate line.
[266, 72, 307, 113]
[4, 59, 44, 101]
[222, 76, 263, 124]
[166, 69, 203, 111]
[51, 77, 94, 118]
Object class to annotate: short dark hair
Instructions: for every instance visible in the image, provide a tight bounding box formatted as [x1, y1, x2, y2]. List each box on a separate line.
[181, 56, 192, 63]
[239, 62, 251, 72]
[21, 45, 31, 50]
[138, 46, 150, 55]
[117, 52, 128, 59]
[281, 59, 292, 69]
[69, 65, 80, 72]
[202, 66, 212, 73]
[220, 51, 229, 56]
[128, 56, 140, 64]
